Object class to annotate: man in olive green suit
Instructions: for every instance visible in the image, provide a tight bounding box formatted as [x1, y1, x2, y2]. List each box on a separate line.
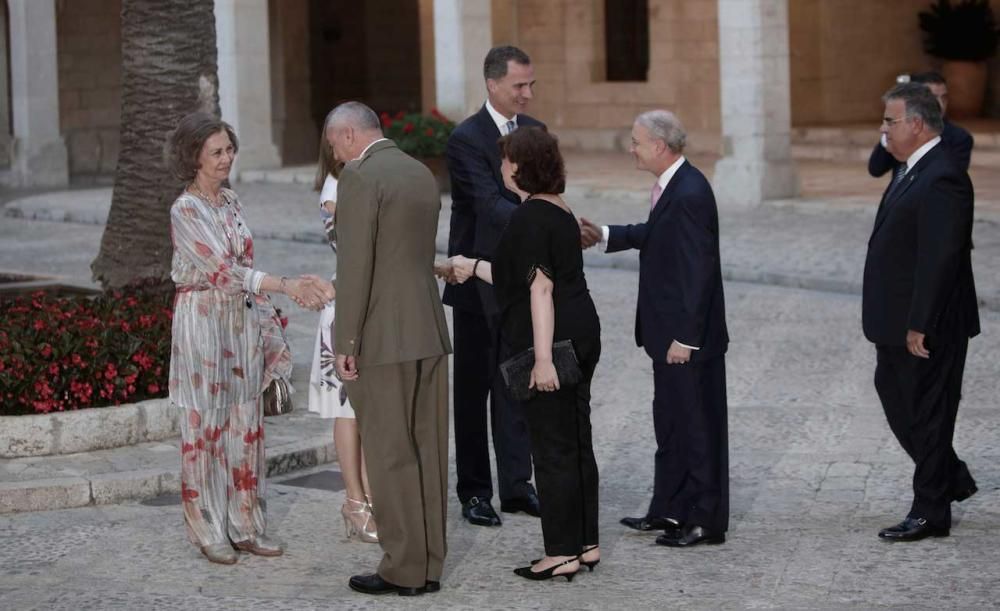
[329, 102, 453, 597]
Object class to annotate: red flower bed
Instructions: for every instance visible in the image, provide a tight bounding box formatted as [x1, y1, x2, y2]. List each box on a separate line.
[0, 288, 172, 415]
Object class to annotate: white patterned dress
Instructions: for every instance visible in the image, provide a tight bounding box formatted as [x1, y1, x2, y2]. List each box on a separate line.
[169, 188, 292, 548]
[308, 174, 355, 419]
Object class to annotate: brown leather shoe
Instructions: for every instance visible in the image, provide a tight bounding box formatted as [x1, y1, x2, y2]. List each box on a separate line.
[232, 534, 285, 557]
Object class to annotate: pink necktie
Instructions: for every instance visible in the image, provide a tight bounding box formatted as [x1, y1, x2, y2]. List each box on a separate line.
[650, 182, 663, 210]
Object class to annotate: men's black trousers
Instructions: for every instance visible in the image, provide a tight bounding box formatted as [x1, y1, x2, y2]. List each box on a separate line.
[649, 354, 729, 533]
[874, 340, 975, 528]
[452, 308, 533, 503]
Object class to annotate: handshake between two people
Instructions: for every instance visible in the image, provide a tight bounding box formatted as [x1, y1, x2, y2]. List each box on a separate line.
[284, 274, 336, 311]
[433, 218, 605, 285]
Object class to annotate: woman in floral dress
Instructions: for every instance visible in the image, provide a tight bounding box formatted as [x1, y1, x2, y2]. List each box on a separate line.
[307, 116, 378, 543]
[167, 112, 332, 565]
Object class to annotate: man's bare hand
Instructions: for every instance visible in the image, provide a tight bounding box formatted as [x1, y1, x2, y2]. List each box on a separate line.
[906, 330, 930, 358]
[433, 259, 457, 284]
[335, 354, 359, 380]
[666, 340, 692, 365]
[579, 217, 602, 249]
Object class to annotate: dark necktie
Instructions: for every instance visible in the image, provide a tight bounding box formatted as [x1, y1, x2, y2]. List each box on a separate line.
[505, 120, 517, 135]
[886, 163, 908, 200]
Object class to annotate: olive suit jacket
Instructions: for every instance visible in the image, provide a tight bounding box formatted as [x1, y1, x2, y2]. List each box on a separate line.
[333, 139, 452, 366]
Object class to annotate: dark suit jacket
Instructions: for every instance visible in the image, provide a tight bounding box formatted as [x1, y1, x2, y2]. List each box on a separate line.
[862, 143, 980, 346]
[607, 161, 729, 364]
[443, 105, 543, 315]
[868, 120, 973, 177]
[333, 140, 452, 367]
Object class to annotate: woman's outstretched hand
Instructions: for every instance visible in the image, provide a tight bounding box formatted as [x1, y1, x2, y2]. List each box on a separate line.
[450, 255, 476, 283]
[286, 275, 334, 310]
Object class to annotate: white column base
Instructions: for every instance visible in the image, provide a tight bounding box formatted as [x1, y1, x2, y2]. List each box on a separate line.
[12, 137, 69, 187]
[712, 156, 798, 208]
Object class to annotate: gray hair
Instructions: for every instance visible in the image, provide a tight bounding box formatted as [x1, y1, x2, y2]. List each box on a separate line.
[484, 45, 531, 81]
[883, 83, 944, 133]
[636, 110, 686, 154]
[328, 101, 382, 134]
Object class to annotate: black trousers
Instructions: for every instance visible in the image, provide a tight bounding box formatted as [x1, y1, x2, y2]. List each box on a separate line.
[874, 340, 975, 528]
[452, 308, 533, 503]
[521, 338, 601, 557]
[648, 354, 729, 533]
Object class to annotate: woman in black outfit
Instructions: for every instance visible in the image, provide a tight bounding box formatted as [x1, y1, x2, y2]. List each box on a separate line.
[448, 127, 601, 582]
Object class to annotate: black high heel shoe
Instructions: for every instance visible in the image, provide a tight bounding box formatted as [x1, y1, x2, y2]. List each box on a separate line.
[514, 557, 579, 582]
[530, 545, 601, 571]
[579, 545, 600, 571]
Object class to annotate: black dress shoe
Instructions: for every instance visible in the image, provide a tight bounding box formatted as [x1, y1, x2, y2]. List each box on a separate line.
[620, 515, 680, 532]
[878, 517, 949, 541]
[462, 496, 502, 526]
[424, 580, 441, 593]
[500, 490, 541, 517]
[348, 573, 423, 596]
[656, 524, 725, 547]
[953, 484, 978, 503]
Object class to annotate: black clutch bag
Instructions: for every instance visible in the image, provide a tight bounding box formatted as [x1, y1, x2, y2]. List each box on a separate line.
[499, 339, 582, 402]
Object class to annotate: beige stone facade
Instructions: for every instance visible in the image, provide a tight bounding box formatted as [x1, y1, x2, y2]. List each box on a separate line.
[1, 0, 997, 187]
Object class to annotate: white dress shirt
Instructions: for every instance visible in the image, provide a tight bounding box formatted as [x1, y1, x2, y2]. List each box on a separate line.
[485, 99, 517, 134]
[903, 136, 941, 172]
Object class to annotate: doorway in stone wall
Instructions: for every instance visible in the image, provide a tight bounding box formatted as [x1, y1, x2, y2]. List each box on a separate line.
[308, 0, 423, 133]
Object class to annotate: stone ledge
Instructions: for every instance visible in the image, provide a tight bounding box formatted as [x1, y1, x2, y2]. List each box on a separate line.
[0, 398, 180, 458]
[0, 437, 335, 513]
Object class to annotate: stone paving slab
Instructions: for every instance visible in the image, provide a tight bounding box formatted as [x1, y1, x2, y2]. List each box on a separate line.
[0, 275, 997, 609]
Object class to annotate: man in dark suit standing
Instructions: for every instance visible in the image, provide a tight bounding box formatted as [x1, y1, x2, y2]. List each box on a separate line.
[581, 110, 729, 547]
[442, 45, 542, 526]
[869, 72, 973, 176]
[863, 83, 979, 542]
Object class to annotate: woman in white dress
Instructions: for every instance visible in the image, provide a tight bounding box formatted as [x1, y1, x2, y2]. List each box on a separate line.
[308, 120, 377, 543]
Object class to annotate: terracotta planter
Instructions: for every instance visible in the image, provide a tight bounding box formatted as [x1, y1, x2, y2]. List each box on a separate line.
[941, 60, 988, 119]
[418, 156, 451, 194]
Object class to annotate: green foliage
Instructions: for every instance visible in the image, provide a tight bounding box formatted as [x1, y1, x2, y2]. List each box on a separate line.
[380, 109, 456, 158]
[919, 0, 999, 61]
[0, 288, 172, 415]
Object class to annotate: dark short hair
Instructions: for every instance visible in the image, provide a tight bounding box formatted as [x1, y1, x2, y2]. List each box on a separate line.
[910, 71, 946, 86]
[167, 112, 239, 183]
[883, 82, 944, 133]
[497, 126, 565, 195]
[484, 45, 531, 81]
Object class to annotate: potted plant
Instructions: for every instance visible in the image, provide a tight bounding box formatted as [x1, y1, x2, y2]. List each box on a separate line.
[380, 109, 456, 193]
[918, 0, 1000, 117]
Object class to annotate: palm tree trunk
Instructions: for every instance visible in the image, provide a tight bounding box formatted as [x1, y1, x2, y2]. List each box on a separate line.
[91, 0, 219, 290]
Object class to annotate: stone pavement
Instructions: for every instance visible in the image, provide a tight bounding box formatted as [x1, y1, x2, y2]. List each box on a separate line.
[1, 155, 999, 608]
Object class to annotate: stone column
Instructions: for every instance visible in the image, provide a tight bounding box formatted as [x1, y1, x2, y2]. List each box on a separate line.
[0, 5, 11, 167]
[7, 0, 68, 187]
[215, 0, 281, 176]
[434, 0, 492, 122]
[713, 0, 798, 208]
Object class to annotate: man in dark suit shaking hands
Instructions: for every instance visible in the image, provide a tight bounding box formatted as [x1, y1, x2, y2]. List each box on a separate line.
[442, 45, 543, 526]
[864, 83, 979, 542]
[581, 110, 729, 547]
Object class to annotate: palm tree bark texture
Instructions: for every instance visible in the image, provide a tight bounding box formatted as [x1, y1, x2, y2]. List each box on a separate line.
[91, 0, 220, 290]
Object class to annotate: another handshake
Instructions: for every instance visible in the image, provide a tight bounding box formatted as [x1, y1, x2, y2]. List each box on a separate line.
[283, 274, 336, 311]
[433, 256, 478, 285]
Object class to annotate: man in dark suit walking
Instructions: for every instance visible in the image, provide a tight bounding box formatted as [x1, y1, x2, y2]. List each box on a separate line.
[442, 45, 542, 526]
[869, 72, 973, 176]
[863, 83, 979, 542]
[581, 110, 729, 547]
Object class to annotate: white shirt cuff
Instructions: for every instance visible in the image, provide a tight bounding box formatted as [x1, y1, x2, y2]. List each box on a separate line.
[245, 270, 266, 295]
[600, 225, 610, 252]
[675, 340, 700, 351]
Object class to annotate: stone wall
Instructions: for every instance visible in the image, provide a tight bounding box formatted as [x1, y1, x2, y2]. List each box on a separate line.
[55, 0, 121, 179]
[507, 0, 721, 154]
[790, 0, 1000, 125]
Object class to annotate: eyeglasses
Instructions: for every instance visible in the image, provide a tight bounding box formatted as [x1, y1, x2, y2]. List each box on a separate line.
[881, 116, 908, 127]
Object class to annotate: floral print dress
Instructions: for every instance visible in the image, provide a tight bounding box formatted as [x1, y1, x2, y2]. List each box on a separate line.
[169, 188, 291, 547]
